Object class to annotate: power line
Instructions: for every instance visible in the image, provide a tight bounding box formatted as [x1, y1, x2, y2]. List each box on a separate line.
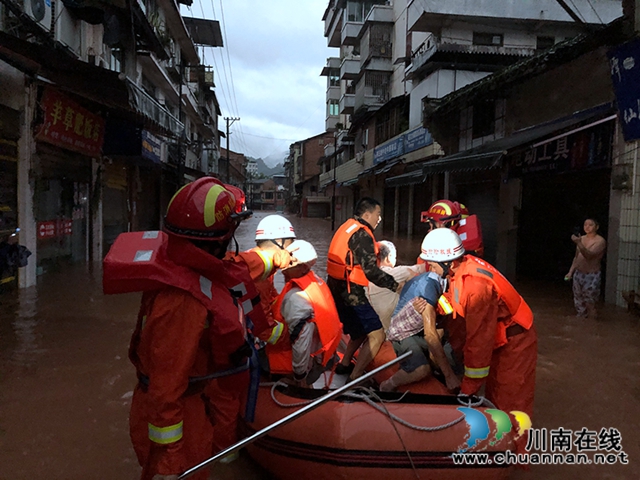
[218, 0, 249, 155]
[585, 0, 604, 24]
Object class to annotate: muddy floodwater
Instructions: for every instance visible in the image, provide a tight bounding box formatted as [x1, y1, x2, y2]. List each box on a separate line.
[1, 212, 639, 479]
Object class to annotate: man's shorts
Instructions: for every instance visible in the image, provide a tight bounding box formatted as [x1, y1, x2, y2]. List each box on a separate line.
[391, 333, 429, 373]
[335, 300, 383, 339]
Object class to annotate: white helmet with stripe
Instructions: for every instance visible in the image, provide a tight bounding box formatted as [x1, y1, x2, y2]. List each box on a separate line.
[255, 215, 296, 240]
[420, 228, 465, 262]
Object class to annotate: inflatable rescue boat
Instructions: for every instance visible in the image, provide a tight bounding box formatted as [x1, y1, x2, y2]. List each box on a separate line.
[243, 342, 518, 480]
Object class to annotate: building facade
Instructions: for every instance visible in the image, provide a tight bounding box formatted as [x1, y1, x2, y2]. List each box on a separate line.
[0, 0, 223, 287]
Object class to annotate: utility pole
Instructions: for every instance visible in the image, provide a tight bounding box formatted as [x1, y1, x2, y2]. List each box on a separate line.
[224, 117, 240, 183]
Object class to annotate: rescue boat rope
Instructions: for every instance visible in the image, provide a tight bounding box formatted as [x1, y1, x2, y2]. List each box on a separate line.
[343, 389, 466, 432]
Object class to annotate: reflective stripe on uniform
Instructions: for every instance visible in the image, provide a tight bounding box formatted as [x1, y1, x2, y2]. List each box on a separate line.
[464, 365, 490, 379]
[200, 276, 213, 299]
[242, 299, 253, 314]
[476, 267, 494, 279]
[148, 421, 183, 444]
[438, 295, 453, 315]
[255, 250, 274, 280]
[267, 321, 284, 344]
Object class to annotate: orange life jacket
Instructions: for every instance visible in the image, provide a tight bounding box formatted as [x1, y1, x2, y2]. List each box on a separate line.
[103, 230, 264, 369]
[266, 271, 343, 375]
[450, 255, 533, 348]
[225, 247, 282, 341]
[326, 218, 379, 287]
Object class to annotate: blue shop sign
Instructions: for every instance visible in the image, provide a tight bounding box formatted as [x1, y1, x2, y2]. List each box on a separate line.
[608, 38, 640, 142]
[141, 130, 161, 163]
[404, 126, 433, 153]
[374, 136, 404, 165]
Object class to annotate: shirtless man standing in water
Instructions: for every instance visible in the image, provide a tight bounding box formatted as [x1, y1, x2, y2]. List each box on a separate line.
[566, 218, 607, 318]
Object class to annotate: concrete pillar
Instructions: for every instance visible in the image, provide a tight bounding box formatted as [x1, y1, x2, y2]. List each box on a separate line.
[496, 174, 521, 281]
[606, 127, 640, 307]
[393, 186, 399, 235]
[407, 183, 414, 237]
[444, 171, 450, 198]
[17, 82, 37, 288]
[91, 158, 103, 262]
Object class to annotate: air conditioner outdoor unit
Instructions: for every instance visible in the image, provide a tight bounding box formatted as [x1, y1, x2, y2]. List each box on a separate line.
[25, 0, 52, 32]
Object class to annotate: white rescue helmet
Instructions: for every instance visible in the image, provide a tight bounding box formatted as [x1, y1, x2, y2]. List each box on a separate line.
[286, 240, 317, 266]
[420, 228, 465, 262]
[255, 215, 296, 240]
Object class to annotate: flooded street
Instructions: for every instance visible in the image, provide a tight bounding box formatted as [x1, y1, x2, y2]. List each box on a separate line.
[0, 212, 639, 479]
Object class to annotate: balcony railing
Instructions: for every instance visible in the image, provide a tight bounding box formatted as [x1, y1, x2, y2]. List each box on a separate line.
[127, 79, 184, 134]
[340, 94, 355, 114]
[340, 57, 360, 80]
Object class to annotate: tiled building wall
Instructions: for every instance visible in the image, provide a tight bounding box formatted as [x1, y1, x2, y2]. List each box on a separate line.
[608, 136, 640, 307]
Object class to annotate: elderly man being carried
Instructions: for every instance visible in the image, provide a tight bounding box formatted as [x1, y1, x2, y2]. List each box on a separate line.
[367, 240, 425, 331]
[380, 234, 461, 393]
[266, 240, 343, 386]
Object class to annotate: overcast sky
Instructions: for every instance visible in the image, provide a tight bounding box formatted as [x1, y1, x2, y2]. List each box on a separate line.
[181, 0, 330, 166]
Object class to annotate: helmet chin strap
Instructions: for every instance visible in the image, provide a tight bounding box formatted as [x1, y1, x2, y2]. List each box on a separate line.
[233, 234, 239, 256]
[438, 261, 452, 279]
[270, 239, 286, 250]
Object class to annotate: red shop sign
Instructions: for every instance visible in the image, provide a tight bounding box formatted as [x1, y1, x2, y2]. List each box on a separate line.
[37, 221, 56, 238]
[61, 219, 73, 235]
[36, 88, 105, 157]
[37, 219, 73, 238]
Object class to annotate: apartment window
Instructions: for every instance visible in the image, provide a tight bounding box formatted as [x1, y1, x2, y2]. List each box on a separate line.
[329, 100, 339, 117]
[346, 1, 363, 22]
[108, 47, 124, 72]
[264, 192, 274, 200]
[536, 36, 555, 51]
[473, 32, 503, 47]
[329, 69, 340, 87]
[472, 100, 495, 139]
[363, 128, 369, 149]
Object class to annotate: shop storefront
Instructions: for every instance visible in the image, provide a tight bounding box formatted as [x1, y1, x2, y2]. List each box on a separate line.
[511, 117, 614, 280]
[34, 88, 104, 274]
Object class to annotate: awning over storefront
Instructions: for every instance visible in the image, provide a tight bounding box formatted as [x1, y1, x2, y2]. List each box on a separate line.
[421, 150, 504, 176]
[340, 178, 359, 187]
[358, 158, 403, 178]
[387, 103, 615, 187]
[386, 167, 427, 188]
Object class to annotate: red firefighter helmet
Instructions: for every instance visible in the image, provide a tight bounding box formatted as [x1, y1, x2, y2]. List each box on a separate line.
[425, 199, 462, 224]
[164, 177, 241, 241]
[454, 201, 470, 219]
[224, 184, 247, 214]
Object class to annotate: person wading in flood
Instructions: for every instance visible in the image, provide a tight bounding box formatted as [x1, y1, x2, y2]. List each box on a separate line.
[565, 218, 606, 319]
[109, 178, 266, 480]
[326, 197, 403, 381]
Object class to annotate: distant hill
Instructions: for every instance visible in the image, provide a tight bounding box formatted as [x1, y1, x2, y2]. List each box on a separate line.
[264, 151, 288, 168]
[250, 157, 285, 177]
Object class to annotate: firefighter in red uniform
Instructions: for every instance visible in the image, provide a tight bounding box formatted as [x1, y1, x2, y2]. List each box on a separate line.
[420, 199, 484, 257]
[209, 214, 295, 459]
[122, 178, 257, 480]
[266, 240, 343, 384]
[420, 228, 537, 421]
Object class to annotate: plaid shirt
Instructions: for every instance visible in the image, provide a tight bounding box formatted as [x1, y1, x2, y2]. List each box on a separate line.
[386, 301, 424, 342]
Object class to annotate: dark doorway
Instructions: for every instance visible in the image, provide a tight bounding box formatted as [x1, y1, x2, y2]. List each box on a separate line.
[517, 169, 610, 281]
